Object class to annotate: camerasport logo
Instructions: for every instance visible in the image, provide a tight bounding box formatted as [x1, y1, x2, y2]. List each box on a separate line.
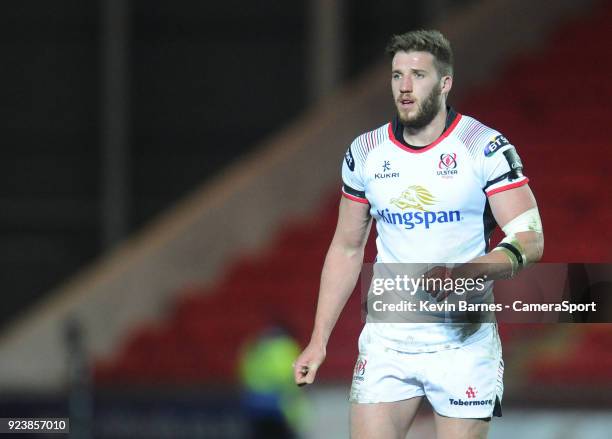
[353, 359, 367, 382]
[448, 386, 493, 407]
[437, 153, 458, 178]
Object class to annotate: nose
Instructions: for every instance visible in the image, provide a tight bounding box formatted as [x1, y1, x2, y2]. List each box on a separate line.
[400, 75, 413, 93]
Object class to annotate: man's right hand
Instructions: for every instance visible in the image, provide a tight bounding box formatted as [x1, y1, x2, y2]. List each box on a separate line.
[293, 342, 326, 387]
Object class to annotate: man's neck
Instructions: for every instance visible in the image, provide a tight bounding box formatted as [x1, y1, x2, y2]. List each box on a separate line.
[403, 106, 448, 147]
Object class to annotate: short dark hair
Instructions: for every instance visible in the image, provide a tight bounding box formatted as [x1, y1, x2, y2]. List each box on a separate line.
[386, 30, 453, 77]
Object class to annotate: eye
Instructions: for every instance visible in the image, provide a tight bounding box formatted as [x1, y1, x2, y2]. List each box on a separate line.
[414, 72, 425, 79]
[392, 72, 401, 80]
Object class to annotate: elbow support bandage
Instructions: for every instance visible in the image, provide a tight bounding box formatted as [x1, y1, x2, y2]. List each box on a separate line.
[492, 207, 543, 275]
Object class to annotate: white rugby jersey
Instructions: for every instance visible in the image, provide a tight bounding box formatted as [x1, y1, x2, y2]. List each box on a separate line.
[342, 109, 529, 352]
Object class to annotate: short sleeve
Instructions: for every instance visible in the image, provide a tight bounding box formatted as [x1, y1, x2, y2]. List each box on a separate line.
[341, 140, 368, 204]
[480, 134, 529, 197]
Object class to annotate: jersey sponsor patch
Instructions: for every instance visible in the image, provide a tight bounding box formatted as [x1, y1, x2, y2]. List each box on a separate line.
[484, 135, 510, 157]
[449, 386, 493, 406]
[377, 208, 461, 230]
[449, 397, 493, 407]
[377, 186, 462, 230]
[345, 147, 355, 171]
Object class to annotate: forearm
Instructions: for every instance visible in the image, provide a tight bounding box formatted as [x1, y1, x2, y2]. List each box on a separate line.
[310, 243, 365, 348]
[454, 231, 544, 281]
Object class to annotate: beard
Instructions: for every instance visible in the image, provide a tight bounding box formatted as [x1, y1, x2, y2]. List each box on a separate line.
[398, 84, 442, 130]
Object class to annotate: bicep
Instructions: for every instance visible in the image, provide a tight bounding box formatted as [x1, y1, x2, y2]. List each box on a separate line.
[331, 196, 372, 252]
[488, 184, 538, 228]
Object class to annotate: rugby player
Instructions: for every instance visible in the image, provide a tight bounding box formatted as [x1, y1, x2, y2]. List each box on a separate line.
[293, 30, 544, 438]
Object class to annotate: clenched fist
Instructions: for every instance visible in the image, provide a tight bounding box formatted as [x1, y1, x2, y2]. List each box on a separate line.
[293, 342, 326, 386]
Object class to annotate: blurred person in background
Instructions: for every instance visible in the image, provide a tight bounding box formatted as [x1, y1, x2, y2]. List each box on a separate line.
[293, 30, 544, 438]
[240, 325, 308, 438]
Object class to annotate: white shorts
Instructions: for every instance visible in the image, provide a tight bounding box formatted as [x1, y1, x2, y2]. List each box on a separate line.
[349, 325, 504, 419]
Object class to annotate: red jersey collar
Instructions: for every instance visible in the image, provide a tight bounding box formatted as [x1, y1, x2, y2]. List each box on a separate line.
[389, 108, 462, 154]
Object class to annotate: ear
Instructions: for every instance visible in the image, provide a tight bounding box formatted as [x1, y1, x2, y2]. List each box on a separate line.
[440, 75, 453, 94]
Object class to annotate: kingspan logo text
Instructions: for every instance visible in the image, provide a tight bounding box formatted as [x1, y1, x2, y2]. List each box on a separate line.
[377, 208, 461, 230]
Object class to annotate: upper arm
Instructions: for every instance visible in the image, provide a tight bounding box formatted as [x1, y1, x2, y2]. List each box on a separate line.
[488, 184, 538, 229]
[472, 126, 543, 259]
[331, 196, 372, 253]
[473, 128, 538, 228]
[337, 136, 372, 251]
[489, 184, 544, 262]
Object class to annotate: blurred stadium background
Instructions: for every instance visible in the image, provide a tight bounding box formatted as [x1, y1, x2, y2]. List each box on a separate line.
[1, 0, 611, 438]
